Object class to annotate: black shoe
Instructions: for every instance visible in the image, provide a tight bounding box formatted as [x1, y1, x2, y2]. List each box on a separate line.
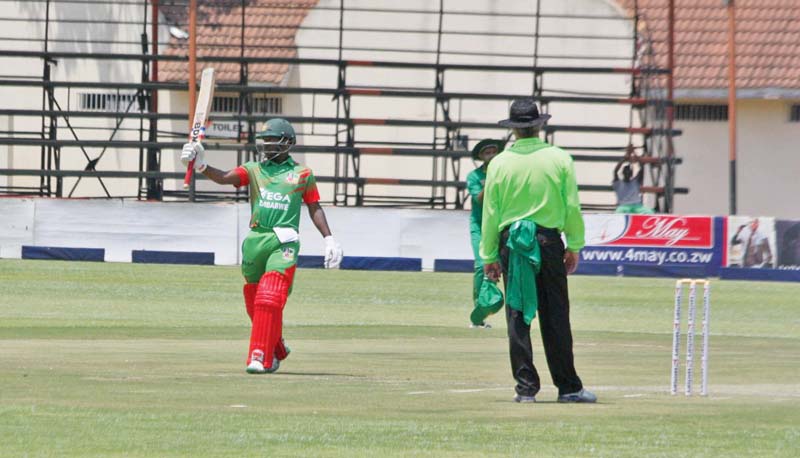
[557, 388, 597, 403]
[513, 394, 536, 403]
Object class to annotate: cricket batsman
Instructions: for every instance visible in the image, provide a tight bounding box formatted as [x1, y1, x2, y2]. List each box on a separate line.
[181, 118, 343, 374]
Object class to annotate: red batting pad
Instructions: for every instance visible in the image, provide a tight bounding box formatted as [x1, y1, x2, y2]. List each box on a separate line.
[247, 309, 281, 365]
[264, 309, 284, 370]
[243, 283, 258, 322]
[248, 270, 292, 366]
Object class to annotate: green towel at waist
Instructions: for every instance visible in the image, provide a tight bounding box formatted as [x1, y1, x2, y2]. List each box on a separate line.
[505, 220, 541, 325]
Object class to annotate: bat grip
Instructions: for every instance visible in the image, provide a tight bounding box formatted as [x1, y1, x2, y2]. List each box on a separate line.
[183, 136, 202, 189]
[183, 159, 195, 189]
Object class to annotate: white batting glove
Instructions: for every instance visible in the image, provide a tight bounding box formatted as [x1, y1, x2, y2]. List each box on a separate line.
[181, 142, 207, 171]
[324, 236, 343, 269]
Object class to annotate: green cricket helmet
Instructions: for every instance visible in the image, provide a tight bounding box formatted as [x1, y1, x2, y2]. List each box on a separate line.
[471, 138, 506, 161]
[255, 118, 296, 161]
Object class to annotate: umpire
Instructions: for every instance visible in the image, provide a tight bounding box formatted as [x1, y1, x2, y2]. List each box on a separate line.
[480, 98, 596, 404]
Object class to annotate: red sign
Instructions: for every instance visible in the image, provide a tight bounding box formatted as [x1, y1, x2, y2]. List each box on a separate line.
[605, 215, 714, 248]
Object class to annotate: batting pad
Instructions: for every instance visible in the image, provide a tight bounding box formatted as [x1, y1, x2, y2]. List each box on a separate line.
[247, 271, 291, 366]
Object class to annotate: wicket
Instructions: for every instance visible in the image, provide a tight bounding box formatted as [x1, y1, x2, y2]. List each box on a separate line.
[670, 279, 711, 396]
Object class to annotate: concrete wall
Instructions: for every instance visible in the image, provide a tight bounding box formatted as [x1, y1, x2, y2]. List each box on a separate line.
[0, 198, 475, 270]
[673, 99, 800, 219]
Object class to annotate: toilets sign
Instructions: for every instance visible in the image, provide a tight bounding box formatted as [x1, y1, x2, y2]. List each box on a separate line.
[206, 121, 249, 139]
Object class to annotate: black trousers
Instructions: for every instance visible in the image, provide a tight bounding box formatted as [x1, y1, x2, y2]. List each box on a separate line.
[500, 227, 583, 397]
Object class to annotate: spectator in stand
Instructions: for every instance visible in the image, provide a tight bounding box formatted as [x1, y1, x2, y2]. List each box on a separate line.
[613, 145, 654, 214]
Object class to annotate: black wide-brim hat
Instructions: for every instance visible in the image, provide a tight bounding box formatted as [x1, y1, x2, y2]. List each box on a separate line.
[498, 98, 551, 128]
[471, 138, 507, 160]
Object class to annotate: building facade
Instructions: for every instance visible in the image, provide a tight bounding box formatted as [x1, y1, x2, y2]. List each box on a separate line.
[1, 0, 797, 218]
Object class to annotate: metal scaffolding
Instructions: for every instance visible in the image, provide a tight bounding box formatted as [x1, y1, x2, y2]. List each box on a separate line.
[0, 0, 684, 210]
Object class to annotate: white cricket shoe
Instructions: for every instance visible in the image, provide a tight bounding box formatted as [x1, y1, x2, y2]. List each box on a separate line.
[246, 360, 266, 374]
[246, 350, 267, 374]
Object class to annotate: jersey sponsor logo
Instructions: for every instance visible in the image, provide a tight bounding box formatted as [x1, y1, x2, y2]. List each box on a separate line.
[281, 246, 296, 261]
[259, 188, 291, 211]
[284, 172, 299, 184]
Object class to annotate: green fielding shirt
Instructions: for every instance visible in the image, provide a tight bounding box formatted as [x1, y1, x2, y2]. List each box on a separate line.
[235, 157, 320, 231]
[479, 137, 585, 264]
[466, 166, 487, 231]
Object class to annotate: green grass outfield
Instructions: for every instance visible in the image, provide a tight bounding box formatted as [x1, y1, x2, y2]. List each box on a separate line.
[1, 259, 798, 457]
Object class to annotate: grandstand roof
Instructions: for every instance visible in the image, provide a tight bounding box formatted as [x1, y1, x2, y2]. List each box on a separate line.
[159, 0, 318, 84]
[618, 0, 800, 94]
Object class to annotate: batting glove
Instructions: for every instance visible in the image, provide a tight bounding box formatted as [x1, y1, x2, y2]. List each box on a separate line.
[181, 142, 207, 171]
[324, 236, 343, 269]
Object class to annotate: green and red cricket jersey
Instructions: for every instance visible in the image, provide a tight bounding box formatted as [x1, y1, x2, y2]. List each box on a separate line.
[235, 157, 320, 283]
[234, 156, 320, 230]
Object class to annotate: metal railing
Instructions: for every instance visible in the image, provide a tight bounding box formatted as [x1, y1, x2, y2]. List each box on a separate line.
[0, 0, 680, 210]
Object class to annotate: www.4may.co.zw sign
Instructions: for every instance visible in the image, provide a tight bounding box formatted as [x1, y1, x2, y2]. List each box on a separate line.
[579, 215, 723, 277]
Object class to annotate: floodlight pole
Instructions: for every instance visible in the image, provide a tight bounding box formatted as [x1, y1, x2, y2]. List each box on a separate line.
[151, 0, 159, 112]
[147, 0, 162, 200]
[188, 0, 198, 200]
[188, 0, 197, 133]
[666, 0, 675, 213]
[724, 0, 737, 215]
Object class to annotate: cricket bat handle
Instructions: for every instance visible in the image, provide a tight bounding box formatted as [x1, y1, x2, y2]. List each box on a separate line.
[183, 159, 195, 189]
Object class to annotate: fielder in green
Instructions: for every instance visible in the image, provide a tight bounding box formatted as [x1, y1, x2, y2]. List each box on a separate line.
[181, 118, 343, 375]
[466, 138, 505, 328]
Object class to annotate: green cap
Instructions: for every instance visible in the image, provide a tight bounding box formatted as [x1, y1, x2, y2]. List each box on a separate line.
[256, 118, 296, 142]
[471, 138, 506, 160]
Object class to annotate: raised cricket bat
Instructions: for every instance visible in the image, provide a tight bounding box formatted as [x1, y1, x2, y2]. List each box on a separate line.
[183, 67, 216, 189]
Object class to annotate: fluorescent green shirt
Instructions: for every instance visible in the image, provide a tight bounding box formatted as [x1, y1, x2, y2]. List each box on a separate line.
[479, 137, 585, 263]
[466, 166, 486, 231]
